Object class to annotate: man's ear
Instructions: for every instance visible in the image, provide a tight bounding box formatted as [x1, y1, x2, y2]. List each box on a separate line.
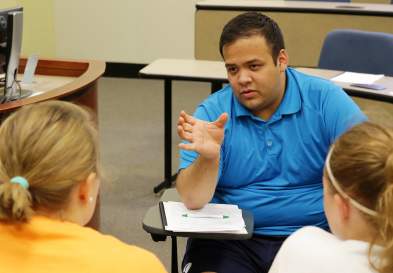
[277, 49, 288, 72]
[78, 172, 97, 204]
[334, 193, 350, 221]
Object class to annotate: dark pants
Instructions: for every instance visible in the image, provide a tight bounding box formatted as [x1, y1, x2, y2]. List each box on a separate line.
[181, 236, 287, 273]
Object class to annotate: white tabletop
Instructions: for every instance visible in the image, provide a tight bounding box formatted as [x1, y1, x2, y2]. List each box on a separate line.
[139, 58, 393, 101]
[139, 58, 227, 81]
[297, 67, 393, 99]
[196, 0, 393, 14]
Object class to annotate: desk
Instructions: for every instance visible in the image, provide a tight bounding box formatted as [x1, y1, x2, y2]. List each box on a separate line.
[296, 67, 393, 103]
[195, 0, 393, 66]
[140, 59, 393, 193]
[142, 188, 254, 273]
[139, 59, 228, 193]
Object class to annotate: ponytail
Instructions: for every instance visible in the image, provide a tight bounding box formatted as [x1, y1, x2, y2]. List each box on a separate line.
[374, 152, 393, 273]
[0, 179, 32, 221]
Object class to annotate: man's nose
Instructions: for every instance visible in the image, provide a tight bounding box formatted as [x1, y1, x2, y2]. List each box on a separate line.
[237, 69, 251, 85]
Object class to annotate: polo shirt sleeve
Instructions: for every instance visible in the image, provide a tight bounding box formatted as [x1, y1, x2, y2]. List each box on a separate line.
[322, 85, 367, 143]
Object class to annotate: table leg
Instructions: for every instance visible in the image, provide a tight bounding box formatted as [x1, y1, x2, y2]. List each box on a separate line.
[153, 79, 176, 193]
[171, 236, 178, 273]
[211, 81, 223, 93]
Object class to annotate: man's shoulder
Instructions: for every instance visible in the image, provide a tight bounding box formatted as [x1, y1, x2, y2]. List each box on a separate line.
[196, 85, 234, 117]
[287, 67, 356, 112]
[288, 67, 341, 94]
[202, 84, 233, 104]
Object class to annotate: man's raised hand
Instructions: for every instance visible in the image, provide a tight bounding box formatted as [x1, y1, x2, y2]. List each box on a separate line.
[177, 111, 228, 159]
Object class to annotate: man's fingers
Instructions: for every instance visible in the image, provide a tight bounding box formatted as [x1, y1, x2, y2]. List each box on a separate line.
[180, 110, 196, 125]
[213, 113, 228, 128]
[177, 116, 185, 126]
[183, 123, 193, 133]
[178, 142, 196, 151]
[177, 126, 193, 142]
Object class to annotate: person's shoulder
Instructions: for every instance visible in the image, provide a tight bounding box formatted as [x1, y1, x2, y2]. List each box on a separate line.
[288, 67, 343, 96]
[271, 226, 375, 273]
[107, 241, 167, 272]
[269, 227, 334, 273]
[269, 227, 344, 273]
[283, 226, 335, 249]
[280, 226, 343, 264]
[288, 68, 358, 114]
[115, 244, 167, 272]
[70, 226, 167, 272]
[200, 85, 232, 108]
[195, 84, 234, 120]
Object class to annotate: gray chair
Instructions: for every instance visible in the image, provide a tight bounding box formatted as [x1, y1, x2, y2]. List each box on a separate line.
[318, 29, 393, 76]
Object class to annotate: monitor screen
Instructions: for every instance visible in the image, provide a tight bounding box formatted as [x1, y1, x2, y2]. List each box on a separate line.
[0, 6, 24, 102]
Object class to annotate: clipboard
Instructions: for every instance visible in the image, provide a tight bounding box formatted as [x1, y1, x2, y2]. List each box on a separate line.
[158, 201, 167, 229]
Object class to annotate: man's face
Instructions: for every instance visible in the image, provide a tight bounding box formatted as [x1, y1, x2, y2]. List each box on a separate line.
[222, 35, 288, 120]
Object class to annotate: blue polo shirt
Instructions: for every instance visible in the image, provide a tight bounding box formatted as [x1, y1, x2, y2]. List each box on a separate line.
[179, 67, 366, 235]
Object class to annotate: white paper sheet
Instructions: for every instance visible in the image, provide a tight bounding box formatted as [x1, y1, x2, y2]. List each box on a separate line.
[331, 72, 384, 84]
[163, 201, 247, 234]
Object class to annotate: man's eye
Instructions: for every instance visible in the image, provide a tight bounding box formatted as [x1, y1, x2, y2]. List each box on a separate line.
[227, 67, 238, 74]
[250, 64, 261, 71]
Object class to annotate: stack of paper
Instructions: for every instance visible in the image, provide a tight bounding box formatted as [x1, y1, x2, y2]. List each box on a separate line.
[162, 201, 247, 234]
[331, 72, 384, 84]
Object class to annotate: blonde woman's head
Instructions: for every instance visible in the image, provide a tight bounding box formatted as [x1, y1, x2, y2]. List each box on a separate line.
[0, 100, 99, 224]
[325, 121, 393, 273]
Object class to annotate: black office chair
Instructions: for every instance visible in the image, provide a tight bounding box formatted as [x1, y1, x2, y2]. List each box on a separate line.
[318, 29, 393, 76]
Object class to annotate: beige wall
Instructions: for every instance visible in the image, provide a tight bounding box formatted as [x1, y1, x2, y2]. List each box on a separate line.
[0, 0, 17, 8]
[1, 0, 197, 62]
[1, 0, 391, 63]
[53, 0, 197, 63]
[19, 0, 56, 57]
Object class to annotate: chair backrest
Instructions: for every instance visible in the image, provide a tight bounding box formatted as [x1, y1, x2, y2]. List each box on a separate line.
[318, 29, 393, 76]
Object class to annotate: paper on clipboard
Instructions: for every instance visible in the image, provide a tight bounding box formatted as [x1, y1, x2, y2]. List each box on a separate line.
[161, 201, 247, 234]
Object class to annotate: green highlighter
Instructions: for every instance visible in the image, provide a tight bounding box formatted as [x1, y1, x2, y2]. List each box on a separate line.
[182, 213, 229, 219]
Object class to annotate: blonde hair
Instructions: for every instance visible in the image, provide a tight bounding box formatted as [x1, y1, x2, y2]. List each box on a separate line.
[0, 100, 98, 222]
[328, 122, 393, 273]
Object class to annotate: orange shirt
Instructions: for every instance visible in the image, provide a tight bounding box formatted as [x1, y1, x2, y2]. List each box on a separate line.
[0, 216, 167, 273]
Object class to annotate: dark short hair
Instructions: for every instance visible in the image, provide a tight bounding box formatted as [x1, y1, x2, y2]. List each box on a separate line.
[219, 12, 285, 64]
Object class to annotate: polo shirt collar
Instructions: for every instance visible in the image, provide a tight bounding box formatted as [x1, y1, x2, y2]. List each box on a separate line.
[276, 68, 302, 116]
[233, 94, 253, 117]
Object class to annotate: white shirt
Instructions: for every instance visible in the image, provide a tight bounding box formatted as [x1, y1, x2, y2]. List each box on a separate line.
[269, 226, 380, 273]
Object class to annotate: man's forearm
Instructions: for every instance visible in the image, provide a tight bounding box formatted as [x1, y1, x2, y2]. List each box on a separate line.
[176, 155, 220, 210]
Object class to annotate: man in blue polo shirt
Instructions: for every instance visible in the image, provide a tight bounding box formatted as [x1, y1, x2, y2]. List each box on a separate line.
[176, 12, 366, 273]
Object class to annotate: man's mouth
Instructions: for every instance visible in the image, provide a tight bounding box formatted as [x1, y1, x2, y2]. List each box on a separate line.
[240, 89, 256, 99]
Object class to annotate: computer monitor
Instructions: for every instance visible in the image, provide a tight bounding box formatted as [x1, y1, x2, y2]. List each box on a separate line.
[0, 6, 31, 102]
